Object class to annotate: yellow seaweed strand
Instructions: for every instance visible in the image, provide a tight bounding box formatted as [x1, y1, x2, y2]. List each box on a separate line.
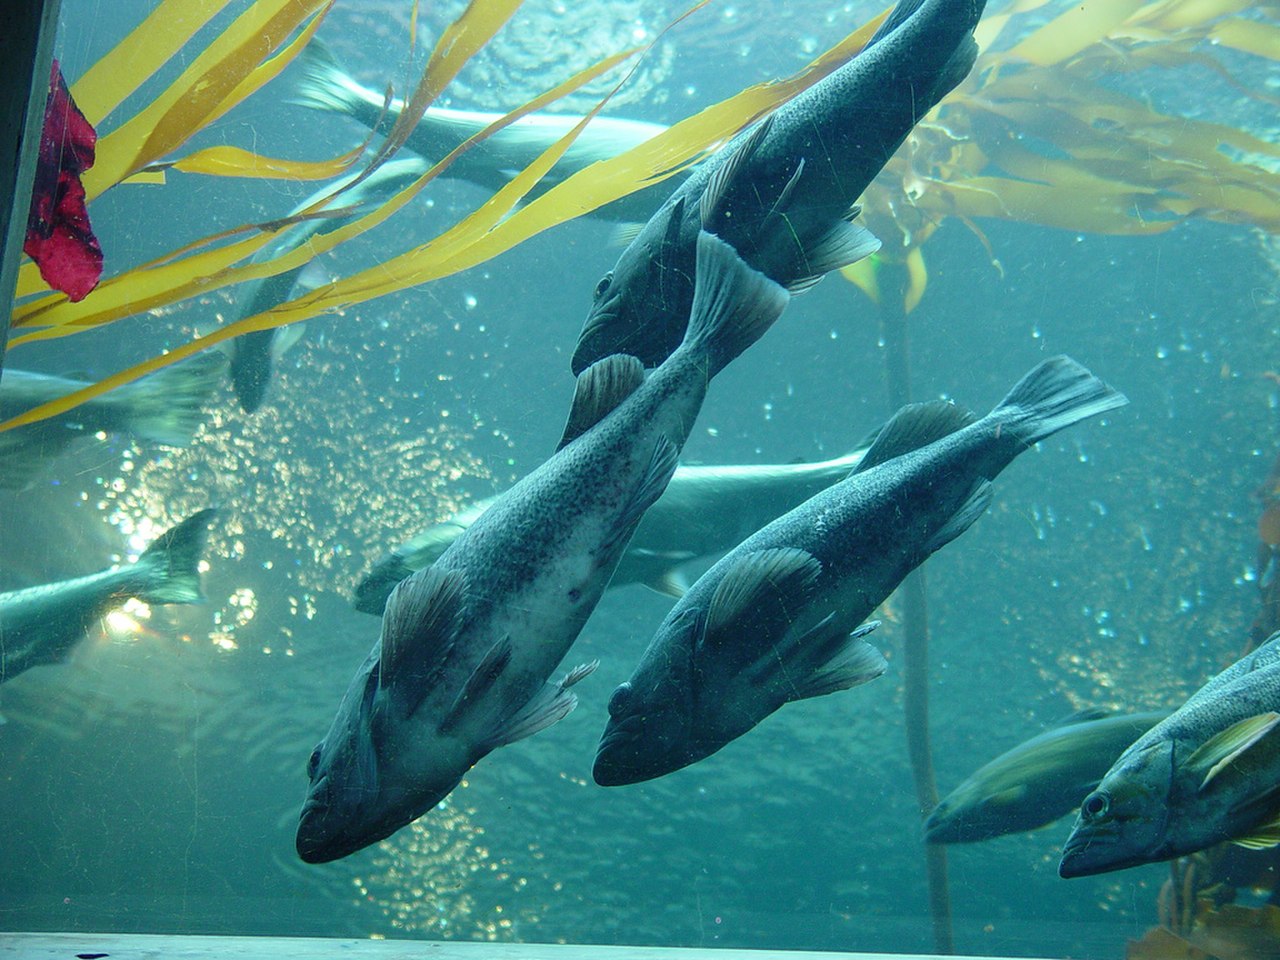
[69, 0, 234, 126]
[83, 0, 331, 200]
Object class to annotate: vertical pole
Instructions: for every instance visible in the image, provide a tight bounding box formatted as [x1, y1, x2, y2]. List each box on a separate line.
[877, 260, 954, 955]
[0, 0, 63, 379]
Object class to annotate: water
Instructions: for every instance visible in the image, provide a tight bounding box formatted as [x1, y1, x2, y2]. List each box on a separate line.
[1, 0, 1278, 956]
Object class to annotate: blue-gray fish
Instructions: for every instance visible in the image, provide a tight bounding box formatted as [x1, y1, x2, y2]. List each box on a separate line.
[571, 0, 986, 374]
[352, 445, 870, 614]
[0, 508, 217, 684]
[925, 710, 1169, 844]
[594, 356, 1127, 786]
[292, 42, 672, 223]
[296, 231, 790, 863]
[0, 354, 226, 489]
[224, 157, 429, 412]
[1059, 631, 1280, 878]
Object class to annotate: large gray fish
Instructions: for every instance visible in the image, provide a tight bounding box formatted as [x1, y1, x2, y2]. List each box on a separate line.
[1059, 631, 1280, 878]
[572, 0, 986, 374]
[296, 231, 790, 863]
[594, 356, 1127, 786]
[353, 445, 870, 615]
[925, 710, 1169, 844]
[0, 508, 217, 684]
[292, 42, 673, 223]
[0, 353, 226, 489]
[224, 157, 429, 412]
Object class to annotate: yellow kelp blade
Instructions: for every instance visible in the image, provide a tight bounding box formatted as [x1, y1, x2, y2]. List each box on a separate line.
[69, 0, 234, 126]
[0, 6, 885, 429]
[1008, 0, 1148, 65]
[9, 44, 639, 341]
[82, 0, 332, 200]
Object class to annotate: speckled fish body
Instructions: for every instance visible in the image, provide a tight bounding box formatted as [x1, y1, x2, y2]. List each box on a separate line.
[572, 0, 987, 373]
[296, 233, 790, 863]
[595, 356, 1126, 785]
[353, 446, 870, 614]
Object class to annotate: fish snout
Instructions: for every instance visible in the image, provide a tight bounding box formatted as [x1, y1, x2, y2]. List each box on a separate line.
[571, 299, 625, 375]
[592, 713, 656, 787]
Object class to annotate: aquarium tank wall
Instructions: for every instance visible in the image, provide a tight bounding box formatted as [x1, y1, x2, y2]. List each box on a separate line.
[1, 1, 1278, 958]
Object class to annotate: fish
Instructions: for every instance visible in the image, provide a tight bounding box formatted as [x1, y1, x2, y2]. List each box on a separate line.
[572, 0, 987, 374]
[0, 352, 227, 488]
[1059, 630, 1280, 878]
[291, 42, 673, 223]
[296, 230, 791, 863]
[0, 508, 217, 685]
[593, 355, 1127, 786]
[925, 709, 1170, 844]
[224, 157, 430, 412]
[352, 445, 871, 615]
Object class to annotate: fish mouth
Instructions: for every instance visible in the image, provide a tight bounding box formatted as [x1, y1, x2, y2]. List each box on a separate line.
[1058, 828, 1124, 878]
[593, 715, 663, 787]
[571, 302, 624, 376]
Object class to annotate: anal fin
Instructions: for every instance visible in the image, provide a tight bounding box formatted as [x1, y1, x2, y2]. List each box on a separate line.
[557, 355, 645, 451]
[481, 660, 599, 751]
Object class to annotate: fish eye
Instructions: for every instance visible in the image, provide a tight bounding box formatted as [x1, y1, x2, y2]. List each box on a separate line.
[306, 745, 321, 780]
[607, 682, 632, 717]
[1081, 791, 1110, 820]
[593, 272, 613, 301]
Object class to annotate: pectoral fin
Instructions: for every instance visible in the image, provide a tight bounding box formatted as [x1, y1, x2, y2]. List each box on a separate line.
[702, 548, 823, 652]
[557, 355, 645, 451]
[379, 565, 467, 718]
[1189, 712, 1280, 790]
[440, 635, 512, 734]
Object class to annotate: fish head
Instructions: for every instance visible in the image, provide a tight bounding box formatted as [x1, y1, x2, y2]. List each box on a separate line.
[593, 607, 702, 786]
[572, 195, 695, 375]
[295, 655, 472, 863]
[1059, 738, 1175, 878]
[924, 775, 1016, 844]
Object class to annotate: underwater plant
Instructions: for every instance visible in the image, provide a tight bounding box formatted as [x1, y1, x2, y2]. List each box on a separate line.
[0, 0, 885, 431]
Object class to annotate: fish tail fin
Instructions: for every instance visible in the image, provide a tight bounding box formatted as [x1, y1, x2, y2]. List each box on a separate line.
[134, 508, 217, 605]
[291, 40, 381, 121]
[116, 351, 226, 446]
[683, 231, 790, 378]
[992, 355, 1128, 449]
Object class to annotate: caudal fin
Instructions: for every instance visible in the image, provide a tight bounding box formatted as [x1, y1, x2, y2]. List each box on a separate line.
[134, 508, 217, 605]
[118, 352, 226, 446]
[683, 231, 790, 378]
[291, 41, 378, 120]
[993, 356, 1128, 449]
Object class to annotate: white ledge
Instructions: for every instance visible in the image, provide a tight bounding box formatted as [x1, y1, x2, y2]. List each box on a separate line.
[0, 934, 1058, 960]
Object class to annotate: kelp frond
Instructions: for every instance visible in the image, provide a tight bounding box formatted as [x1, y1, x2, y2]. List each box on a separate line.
[843, 0, 1280, 312]
[3, 0, 882, 432]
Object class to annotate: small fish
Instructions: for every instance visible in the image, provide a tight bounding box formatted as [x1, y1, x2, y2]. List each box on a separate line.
[594, 356, 1127, 786]
[1059, 631, 1280, 878]
[0, 508, 217, 684]
[353, 446, 870, 614]
[224, 157, 429, 412]
[572, 0, 987, 374]
[296, 231, 791, 863]
[0, 352, 226, 489]
[925, 709, 1170, 844]
[292, 42, 673, 223]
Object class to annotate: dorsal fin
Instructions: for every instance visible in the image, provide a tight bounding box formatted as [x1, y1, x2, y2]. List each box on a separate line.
[853, 400, 978, 475]
[556, 355, 645, 451]
[379, 565, 467, 717]
[1058, 707, 1113, 726]
[702, 547, 822, 651]
[699, 115, 775, 230]
[1189, 712, 1280, 790]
